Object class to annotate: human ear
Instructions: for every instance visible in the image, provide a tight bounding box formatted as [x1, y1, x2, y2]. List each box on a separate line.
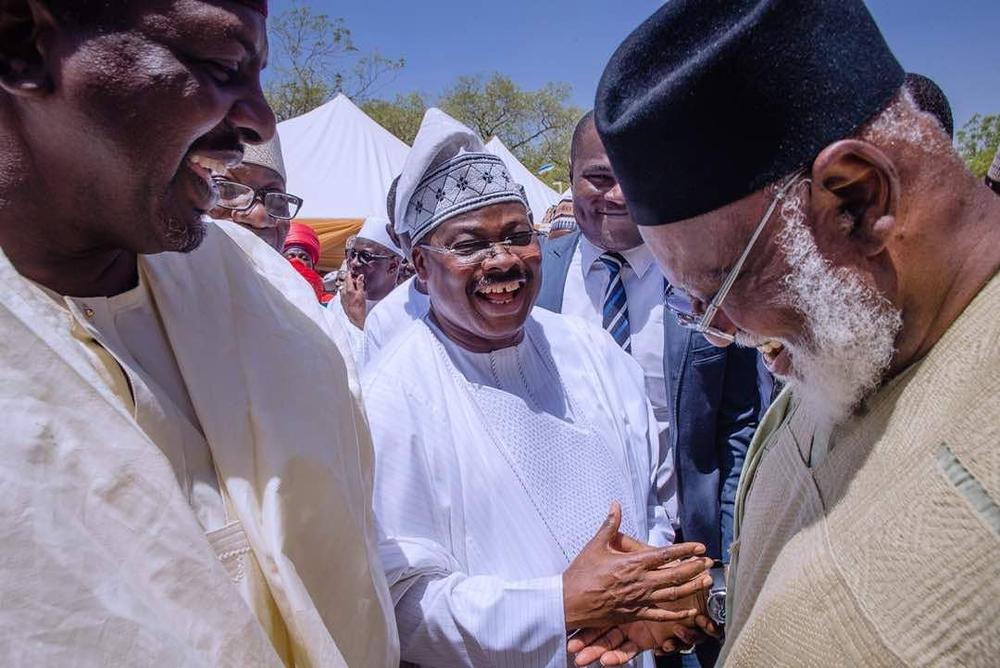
[809, 139, 900, 258]
[0, 0, 57, 96]
[410, 247, 430, 281]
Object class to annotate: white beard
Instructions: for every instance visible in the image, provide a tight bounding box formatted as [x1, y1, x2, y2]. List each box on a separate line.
[772, 196, 902, 429]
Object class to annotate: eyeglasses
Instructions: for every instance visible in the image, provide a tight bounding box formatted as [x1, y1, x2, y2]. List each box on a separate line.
[418, 230, 539, 265]
[664, 171, 810, 343]
[347, 248, 395, 266]
[213, 178, 303, 220]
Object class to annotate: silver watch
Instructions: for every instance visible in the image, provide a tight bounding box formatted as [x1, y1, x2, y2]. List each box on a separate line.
[706, 564, 726, 627]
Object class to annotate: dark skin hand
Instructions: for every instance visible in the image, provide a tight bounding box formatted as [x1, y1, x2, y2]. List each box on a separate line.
[569, 605, 721, 665]
[340, 271, 368, 329]
[562, 502, 713, 630]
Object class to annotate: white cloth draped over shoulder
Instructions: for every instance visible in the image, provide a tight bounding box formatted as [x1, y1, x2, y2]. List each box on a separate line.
[362, 276, 431, 368]
[0, 220, 398, 667]
[365, 308, 677, 667]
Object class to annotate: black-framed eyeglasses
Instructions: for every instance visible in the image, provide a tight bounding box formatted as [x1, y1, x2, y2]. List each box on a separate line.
[347, 248, 395, 266]
[213, 178, 304, 220]
[418, 230, 538, 266]
[664, 170, 810, 343]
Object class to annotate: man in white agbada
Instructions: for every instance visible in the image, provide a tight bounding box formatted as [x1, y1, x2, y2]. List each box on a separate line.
[0, 1, 397, 665]
[329, 216, 402, 360]
[366, 109, 714, 667]
[361, 177, 432, 368]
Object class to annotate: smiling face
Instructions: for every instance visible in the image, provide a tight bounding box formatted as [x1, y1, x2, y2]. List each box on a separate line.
[8, 0, 274, 255]
[641, 175, 902, 427]
[571, 116, 643, 252]
[412, 201, 540, 352]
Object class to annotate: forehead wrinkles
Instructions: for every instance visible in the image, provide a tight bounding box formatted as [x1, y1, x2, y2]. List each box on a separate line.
[128, 1, 264, 58]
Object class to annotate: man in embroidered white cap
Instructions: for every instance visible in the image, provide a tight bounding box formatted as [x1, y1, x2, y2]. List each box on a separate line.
[209, 133, 304, 251]
[366, 109, 716, 668]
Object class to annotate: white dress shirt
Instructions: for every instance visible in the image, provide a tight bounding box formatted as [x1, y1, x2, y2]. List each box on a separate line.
[560, 236, 669, 433]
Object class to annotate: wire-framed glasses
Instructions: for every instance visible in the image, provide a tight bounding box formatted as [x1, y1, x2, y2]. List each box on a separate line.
[418, 230, 539, 265]
[347, 248, 395, 266]
[664, 170, 810, 343]
[213, 178, 303, 220]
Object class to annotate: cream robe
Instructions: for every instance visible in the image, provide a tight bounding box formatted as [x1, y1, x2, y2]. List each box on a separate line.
[0, 220, 398, 667]
[722, 274, 1000, 666]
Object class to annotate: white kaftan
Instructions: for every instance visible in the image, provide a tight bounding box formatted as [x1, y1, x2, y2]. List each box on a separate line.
[365, 308, 677, 668]
[362, 276, 430, 367]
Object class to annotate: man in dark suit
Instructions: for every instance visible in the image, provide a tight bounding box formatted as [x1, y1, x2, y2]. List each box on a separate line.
[536, 112, 764, 666]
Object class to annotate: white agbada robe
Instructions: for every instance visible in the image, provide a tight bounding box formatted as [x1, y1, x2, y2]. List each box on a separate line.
[366, 307, 677, 668]
[0, 219, 398, 667]
[362, 276, 430, 367]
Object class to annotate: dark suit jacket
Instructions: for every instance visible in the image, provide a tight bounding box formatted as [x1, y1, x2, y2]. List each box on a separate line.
[535, 231, 764, 561]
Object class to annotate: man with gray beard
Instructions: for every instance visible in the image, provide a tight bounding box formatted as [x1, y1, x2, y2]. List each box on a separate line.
[568, 1, 1000, 666]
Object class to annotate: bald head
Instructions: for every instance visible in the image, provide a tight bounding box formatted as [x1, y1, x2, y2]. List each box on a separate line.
[570, 110, 596, 172]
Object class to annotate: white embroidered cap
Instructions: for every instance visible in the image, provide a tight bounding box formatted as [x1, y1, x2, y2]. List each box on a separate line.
[393, 108, 528, 245]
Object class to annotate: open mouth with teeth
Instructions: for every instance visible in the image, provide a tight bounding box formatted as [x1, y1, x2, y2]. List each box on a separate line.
[475, 278, 526, 306]
[182, 151, 240, 212]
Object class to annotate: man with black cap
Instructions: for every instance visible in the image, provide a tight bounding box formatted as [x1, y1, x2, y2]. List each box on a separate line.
[574, 0, 1000, 665]
[0, 1, 397, 665]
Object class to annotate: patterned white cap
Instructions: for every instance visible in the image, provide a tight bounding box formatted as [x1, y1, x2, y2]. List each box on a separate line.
[393, 109, 528, 245]
[242, 134, 286, 182]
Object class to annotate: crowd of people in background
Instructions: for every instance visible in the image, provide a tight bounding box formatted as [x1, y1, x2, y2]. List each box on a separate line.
[1, 1, 997, 667]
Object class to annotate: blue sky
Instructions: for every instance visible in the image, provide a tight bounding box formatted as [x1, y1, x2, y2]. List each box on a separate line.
[266, 0, 998, 131]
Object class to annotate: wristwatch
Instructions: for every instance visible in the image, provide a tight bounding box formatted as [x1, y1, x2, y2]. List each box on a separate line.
[706, 562, 727, 627]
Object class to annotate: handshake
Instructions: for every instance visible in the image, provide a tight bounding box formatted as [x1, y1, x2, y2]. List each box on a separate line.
[562, 503, 721, 666]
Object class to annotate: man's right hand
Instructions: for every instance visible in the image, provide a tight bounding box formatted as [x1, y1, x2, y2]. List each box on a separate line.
[562, 502, 713, 630]
[341, 272, 367, 329]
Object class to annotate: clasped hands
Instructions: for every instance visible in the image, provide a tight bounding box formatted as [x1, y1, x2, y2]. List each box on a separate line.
[562, 502, 719, 666]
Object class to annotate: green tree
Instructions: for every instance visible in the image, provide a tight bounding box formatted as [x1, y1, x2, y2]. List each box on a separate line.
[957, 113, 1000, 178]
[362, 93, 428, 144]
[265, 1, 404, 121]
[439, 74, 581, 189]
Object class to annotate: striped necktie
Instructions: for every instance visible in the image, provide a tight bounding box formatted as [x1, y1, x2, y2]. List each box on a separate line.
[598, 252, 631, 353]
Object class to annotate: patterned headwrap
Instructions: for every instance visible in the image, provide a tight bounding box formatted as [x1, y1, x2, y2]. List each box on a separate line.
[394, 109, 528, 246]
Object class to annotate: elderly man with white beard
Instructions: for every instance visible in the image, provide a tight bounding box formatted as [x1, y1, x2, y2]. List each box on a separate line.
[568, 0, 1000, 666]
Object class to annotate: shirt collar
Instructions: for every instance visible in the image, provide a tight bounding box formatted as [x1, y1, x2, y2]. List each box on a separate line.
[580, 235, 656, 278]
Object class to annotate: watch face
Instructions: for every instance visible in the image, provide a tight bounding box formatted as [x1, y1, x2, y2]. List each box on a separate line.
[708, 592, 726, 626]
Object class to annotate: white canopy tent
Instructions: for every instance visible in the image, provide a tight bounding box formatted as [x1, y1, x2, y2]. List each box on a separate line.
[484, 137, 561, 224]
[278, 93, 408, 220]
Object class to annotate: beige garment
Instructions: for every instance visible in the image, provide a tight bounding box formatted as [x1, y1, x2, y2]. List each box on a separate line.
[62, 279, 226, 531]
[723, 273, 1000, 666]
[58, 275, 292, 660]
[0, 219, 398, 667]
